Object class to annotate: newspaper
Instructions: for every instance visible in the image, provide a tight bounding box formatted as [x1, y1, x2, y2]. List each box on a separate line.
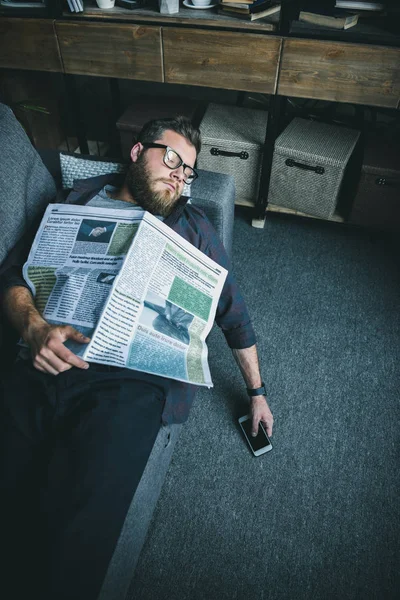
[23, 203, 227, 387]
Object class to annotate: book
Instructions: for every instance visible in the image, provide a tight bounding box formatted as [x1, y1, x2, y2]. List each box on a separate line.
[220, 0, 256, 4]
[219, 3, 280, 20]
[221, 2, 255, 8]
[335, 1, 385, 10]
[220, 0, 276, 9]
[220, 5, 252, 13]
[299, 9, 359, 29]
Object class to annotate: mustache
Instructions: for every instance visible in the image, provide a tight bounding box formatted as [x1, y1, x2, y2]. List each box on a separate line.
[157, 178, 178, 191]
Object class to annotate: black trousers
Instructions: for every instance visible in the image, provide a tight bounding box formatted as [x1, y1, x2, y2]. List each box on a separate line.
[0, 360, 168, 600]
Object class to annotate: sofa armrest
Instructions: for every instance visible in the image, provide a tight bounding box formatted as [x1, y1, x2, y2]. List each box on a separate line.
[191, 169, 235, 258]
[98, 423, 182, 600]
[37, 148, 62, 189]
[0, 106, 56, 266]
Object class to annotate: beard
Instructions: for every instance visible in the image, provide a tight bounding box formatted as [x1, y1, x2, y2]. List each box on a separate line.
[125, 152, 182, 218]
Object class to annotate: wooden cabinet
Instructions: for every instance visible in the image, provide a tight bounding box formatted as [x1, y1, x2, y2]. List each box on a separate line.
[163, 28, 282, 94]
[55, 22, 163, 82]
[278, 38, 400, 109]
[0, 18, 62, 72]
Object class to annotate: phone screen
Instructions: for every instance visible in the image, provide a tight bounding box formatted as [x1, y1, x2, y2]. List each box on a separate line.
[241, 419, 271, 452]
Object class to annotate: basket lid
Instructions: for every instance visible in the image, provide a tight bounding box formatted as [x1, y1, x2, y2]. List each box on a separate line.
[116, 96, 199, 132]
[275, 118, 360, 167]
[200, 103, 268, 150]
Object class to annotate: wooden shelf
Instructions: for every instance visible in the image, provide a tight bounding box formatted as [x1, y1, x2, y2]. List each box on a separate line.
[163, 28, 281, 92]
[0, 18, 62, 72]
[56, 20, 163, 80]
[62, 5, 278, 33]
[278, 38, 400, 109]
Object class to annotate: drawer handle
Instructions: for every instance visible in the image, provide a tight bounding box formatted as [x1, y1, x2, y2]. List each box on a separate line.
[210, 148, 249, 160]
[375, 177, 399, 188]
[285, 158, 325, 175]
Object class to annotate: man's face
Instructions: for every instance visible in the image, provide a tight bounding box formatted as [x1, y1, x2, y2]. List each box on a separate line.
[126, 130, 197, 217]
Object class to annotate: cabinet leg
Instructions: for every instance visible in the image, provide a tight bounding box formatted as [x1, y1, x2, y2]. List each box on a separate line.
[253, 95, 287, 224]
[251, 217, 267, 229]
[108, 78, 122, 158]
[64, 74, 89, 155]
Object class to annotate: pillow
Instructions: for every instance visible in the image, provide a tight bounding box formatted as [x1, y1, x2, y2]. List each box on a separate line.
[60, 153, 191, 196]
[60, 153, 126, 189]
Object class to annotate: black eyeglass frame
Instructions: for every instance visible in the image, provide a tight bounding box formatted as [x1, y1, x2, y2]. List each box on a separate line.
[141, 143, 198, 184]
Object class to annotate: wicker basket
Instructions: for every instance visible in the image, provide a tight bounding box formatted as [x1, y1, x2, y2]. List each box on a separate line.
[116, 95, 199, 159]
[269, 118, 360, 219]
[197, 103, 268, 206]
[349, 131, 400, 232]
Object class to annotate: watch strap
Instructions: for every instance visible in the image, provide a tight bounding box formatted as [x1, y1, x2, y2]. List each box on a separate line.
[246, 382, 266, 397]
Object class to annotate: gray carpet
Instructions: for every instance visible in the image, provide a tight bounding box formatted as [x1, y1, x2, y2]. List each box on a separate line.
[128, 211, 400, 600]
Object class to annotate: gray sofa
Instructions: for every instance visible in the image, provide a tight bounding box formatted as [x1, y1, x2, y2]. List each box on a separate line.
[0, 103, 236, 600]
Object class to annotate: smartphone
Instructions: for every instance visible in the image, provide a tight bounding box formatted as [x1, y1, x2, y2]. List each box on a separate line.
[238, 415, 272, 457]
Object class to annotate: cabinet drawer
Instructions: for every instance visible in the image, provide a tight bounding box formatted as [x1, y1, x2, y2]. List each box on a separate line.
[55, 22, 163, 81]
[278, 39, 400, 109]
[0, 18, 62, 72]
[163, 28, 281, 93]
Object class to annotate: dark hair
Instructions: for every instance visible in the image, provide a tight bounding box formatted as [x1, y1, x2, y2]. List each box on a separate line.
[138, 115, 201, 155]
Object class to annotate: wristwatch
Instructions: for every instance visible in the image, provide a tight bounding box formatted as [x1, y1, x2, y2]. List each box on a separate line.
[246, 382, 267, 397]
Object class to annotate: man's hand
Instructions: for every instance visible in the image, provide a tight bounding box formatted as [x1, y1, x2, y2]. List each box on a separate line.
[3, 286, 90, 376]
[250, 396, 274, 438]
[24, 321, 90, 375]
[231, 345, 274, 438]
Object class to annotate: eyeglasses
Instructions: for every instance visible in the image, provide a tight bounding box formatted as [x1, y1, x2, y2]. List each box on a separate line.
[142, 143, 198, 184]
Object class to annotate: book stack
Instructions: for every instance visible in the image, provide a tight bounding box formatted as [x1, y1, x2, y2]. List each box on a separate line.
[218, 0, 281, 22]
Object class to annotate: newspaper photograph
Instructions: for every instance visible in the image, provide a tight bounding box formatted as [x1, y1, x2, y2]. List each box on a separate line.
[23, 204, 227, 387]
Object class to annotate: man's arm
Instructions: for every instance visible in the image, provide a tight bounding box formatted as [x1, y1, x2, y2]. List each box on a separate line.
[232, 345, 274, 437]
[3, 286, 90, 375]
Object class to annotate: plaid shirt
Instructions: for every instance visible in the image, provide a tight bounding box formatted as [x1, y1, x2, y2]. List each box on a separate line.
[0, 174, 256, 425]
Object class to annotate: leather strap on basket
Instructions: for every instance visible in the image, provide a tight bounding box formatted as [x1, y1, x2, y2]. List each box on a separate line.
[285, 158, 325, 175]
[211, 148, 249, 160]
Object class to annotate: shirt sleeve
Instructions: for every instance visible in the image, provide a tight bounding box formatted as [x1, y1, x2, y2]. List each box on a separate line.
[208, 236, 256, 350]
[180, 207, 257, 350]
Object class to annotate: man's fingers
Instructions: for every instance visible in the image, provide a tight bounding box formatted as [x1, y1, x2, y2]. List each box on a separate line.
[262, 415, 273, 438]
[34, 354, 63, 376]
[35, 347, 88, 374]
[61, 326, 91, 344]
[251, 415, 259, 437]
[33, 327, 90, 373]
[250, 398, 274, 437]
[263, 420, 273, 438]
[54, 333, 90, 370]
[47, 343, 89, 371]
[35, 346, 75, 374]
